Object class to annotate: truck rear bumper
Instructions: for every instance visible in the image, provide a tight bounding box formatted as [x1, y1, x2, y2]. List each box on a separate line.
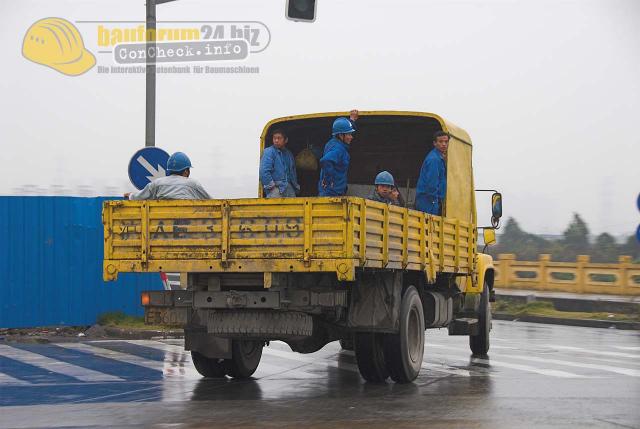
[141, 289, 345, 335]
[142, 289, 346, 311]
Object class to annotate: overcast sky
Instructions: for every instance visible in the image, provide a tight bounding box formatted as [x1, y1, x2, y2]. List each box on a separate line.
[0, 0, 638, 237]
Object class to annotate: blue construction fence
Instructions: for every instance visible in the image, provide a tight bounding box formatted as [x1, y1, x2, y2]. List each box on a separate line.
[0, 197, 163, 328]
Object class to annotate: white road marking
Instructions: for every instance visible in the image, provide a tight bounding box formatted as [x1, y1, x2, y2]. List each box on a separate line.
[614, 346, 640, 351]
[54, 342, 200, 379]
[426, 344, 586, 378]
[111, 338, 637, 380]
[56, 343, 164, 370]
[0, 345, 123, 382]
[574, 355, 640, 367]
[122, 340, 334, 378]
[0, 371, 31, 385]
[548, 345, 640, 359]
[487, 345, 519, 350]
[498, 353, 640, 377]
[122, 340, 185, 354]
[470, 356, 586, 378]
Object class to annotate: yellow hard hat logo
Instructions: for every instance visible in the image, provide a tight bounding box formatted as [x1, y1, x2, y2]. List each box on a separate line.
[22, 17, 95, 76]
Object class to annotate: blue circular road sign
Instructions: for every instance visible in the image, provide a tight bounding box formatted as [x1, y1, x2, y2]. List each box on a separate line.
[637, 224, 640, 244]
[128, 147, 170, 190]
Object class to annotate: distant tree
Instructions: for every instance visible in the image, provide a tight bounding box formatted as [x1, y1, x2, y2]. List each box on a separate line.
[544, 240, 567, 261]
[559, 213, 591, 261]
[497, 217, 526, 243]
[491, 218, 549, 260]
[619, 235, 640, 263]
[489, 215, 639, 264]
[591, 233, 618, 263]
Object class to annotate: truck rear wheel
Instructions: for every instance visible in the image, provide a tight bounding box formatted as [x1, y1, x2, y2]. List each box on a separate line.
[190, 351, 228, 378]
[226, 340, 263, 379]
[354, 332, 389, 382]
[469, 283, 491, 356]
[384, 286, 424, 383]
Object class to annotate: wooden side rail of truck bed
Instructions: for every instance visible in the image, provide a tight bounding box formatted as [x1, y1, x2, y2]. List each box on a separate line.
[103, 197, 476, 282]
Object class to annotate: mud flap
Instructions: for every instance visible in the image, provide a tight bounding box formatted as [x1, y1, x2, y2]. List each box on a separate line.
[347, 271, 402, 332]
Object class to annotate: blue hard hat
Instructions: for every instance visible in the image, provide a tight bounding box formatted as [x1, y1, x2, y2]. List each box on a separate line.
[332, 117, 356, 136]
[374, 171, 395, 186]
[167, 152, 192, 173]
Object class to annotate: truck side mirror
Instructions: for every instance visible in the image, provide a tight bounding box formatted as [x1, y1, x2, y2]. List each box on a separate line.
[483, 228, 496, 246]
[491, 192, 502, 226]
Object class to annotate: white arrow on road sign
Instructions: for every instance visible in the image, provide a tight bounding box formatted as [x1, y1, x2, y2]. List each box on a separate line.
[137, 155, 166, 181]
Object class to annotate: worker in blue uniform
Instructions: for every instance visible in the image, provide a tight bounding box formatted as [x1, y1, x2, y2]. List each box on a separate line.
[259, 129, 300, 198]
[318, 110, 359, 196]
[368, 171, 401, 206]
[125, 152, 211, 200]
[415, 131, 448, 215]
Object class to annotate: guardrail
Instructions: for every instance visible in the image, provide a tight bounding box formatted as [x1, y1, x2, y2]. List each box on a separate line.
[493, 254, 640, 296]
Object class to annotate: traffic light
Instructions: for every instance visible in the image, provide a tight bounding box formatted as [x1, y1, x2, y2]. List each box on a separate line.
[286, 0, 317, 22]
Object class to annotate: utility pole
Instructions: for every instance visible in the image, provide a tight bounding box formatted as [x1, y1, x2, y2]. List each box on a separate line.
[145, 0, 157, 147]
[145, 0, 178, 147]
[145, 0, 316, 147]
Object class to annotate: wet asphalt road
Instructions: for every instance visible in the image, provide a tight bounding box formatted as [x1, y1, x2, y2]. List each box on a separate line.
[0, 321, 639, 429]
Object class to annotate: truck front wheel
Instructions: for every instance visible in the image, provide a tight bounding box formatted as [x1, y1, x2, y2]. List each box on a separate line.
[469, 283, 491, 356]
[383, 286, 425, 383]
[226, 340, 263, 379]
[190, 351, 228, 378]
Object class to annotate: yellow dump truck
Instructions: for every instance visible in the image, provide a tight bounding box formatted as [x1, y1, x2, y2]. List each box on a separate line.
[103, 111, 502, 383]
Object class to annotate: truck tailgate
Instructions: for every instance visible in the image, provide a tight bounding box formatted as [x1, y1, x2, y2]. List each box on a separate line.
[103, 197, 475, 282]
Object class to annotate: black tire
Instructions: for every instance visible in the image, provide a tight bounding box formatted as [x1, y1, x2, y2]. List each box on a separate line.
[469, 283, 491, 356]
[384, 286, 425, 384]
[190, 351, 228, 378]
[354, 332, 389, 382]
[226, 340, 263, 379]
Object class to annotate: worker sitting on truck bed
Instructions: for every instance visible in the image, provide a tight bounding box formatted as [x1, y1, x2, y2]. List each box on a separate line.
[259, 129, 300, 198]
[415, 131, 448, 215]
[368, 171, 401, 206]
[124, 152, 211, 200]
[318, 110, 359, 196]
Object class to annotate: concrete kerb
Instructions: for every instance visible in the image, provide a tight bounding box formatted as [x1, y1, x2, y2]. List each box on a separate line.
[493, 313, 640, 330]
[0, 325, 184, 344]
[102, 326, 184, 340]
[495, 289, 640, 314]
[494, 288, 640, 330]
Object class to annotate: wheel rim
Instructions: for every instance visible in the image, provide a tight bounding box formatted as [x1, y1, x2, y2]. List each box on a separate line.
[407, 306, 421, 364]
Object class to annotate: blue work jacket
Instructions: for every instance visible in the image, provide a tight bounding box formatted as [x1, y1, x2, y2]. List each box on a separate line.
[415, 149, 446, 215]
[259, 145, 300, 194]
[318, 137, 350, 197]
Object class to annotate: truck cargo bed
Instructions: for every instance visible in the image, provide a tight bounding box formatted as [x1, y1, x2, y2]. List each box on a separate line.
[103, 197, 475, 282]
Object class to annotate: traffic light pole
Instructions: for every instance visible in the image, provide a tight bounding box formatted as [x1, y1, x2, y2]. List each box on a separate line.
[145, 0, 314, 147]
[145, 0, 156, 147]
[145, 0, 178, 147]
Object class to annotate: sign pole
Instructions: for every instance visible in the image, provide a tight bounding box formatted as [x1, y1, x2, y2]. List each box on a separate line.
[145, 0, 157, 147]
